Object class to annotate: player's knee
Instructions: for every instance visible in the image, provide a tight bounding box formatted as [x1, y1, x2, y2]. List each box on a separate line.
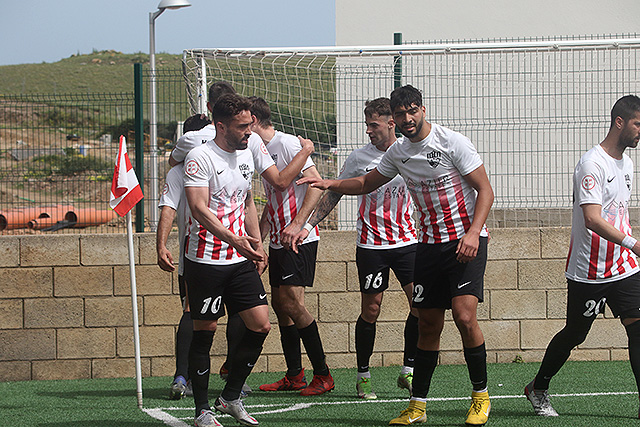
[361, 303, 381, 323]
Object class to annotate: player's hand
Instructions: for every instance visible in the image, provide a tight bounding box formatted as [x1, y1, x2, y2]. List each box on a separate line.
[231, 235, 265, 262]
[281, 222, 300, 253]
[296, 176, 331, 189]
[254, 246, 269, 275]
[291, 228, 310, 253]
[298, 136, 315, 155]
[157, 247, 175, 272]
[456, 230, 480, 263]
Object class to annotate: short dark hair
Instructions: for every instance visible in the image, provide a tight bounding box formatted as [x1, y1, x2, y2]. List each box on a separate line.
[212, 93, 251, 126]
[611, 95, 640, 128]
[364, 97, 392, 118]
[389, 85, 423, 112]
[248, 96, 273, 127]
[182, 113, 211, 133]
[208, 81, 236, 105]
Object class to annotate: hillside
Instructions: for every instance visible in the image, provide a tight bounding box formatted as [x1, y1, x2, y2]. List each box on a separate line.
[0, 50, 183, 95]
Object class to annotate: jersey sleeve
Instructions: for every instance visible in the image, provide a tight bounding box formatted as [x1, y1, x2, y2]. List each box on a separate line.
[158, 165, 183, 209]
[172, 130, 207, 163]
[337, 150, 360, 180]
[249, 133, 275, 174]
[376, 145, 400, 179]
[284, 135, 315, 172]
[574, 159, 605, 206]
[183, 148, 213, 188]
[450, 133, 483, 176]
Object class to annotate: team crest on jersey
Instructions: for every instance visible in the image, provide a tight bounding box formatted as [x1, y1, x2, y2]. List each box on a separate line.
[581, 174, 596, 191]
[239, 163, 252, 181]
[426, 150, 442, 168]
[185, 160, 199, 176]
[626, 174, 632, 190]
[271, 154, 278, 164]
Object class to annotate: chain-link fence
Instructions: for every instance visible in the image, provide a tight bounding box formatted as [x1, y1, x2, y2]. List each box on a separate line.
[0, 67, 190, 234]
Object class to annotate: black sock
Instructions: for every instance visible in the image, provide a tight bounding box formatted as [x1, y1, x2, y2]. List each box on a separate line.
[299, 320, 329, 376]
[403, 313, 418, 368]
[535, 321, 591, 390]
[279, 324, 302, 376]
[189, 330, 214, 416]
[355, 315, 376, 373]
[625, 321, 640, 393]
[412, 348, 439, 398]
[175, 311, 193, 380]
[464, 342, 487, 391]
[225, 313, 245, 366]
[222, 328, 268, 401]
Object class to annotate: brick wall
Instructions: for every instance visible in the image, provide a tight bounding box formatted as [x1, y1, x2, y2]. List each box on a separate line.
[0, 228, 629, 381]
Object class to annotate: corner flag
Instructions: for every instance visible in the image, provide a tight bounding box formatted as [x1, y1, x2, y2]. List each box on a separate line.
[110, 135, 143, 216]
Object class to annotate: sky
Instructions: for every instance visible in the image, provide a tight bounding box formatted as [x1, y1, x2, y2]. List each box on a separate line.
[0, 0, 335, 66]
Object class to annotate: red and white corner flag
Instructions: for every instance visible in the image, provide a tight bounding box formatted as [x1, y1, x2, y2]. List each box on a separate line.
[110, 135, 143, 216]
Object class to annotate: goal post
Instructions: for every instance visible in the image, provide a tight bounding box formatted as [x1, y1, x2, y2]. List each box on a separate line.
[182, 37, 640, 229]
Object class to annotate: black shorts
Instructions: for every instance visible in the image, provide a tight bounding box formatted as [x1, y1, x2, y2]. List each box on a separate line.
[356, 244, 417, 294]
[184, 258, 267, 321]
[567, 272, 640, 320]
[412, 237, 488, 309]
[268, 241, 318, 288]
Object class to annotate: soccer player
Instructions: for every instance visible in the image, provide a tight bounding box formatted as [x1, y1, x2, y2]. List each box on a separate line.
[167, 81, 314, 389]
[298, 85, 494, 426]
[524, 95, 640, 418]
[293, 97, 418, 400]
[157, 113, 211, 400]
[249, 97, 335, 396]
[183, 94, 270, 427]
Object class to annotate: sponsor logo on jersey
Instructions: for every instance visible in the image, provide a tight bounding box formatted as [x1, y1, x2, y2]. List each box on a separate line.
[260, 142, 269, 155]
[162, 183, 169, 195]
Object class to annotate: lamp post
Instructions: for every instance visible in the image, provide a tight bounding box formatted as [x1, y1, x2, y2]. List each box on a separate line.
[148, 0, 191, 231]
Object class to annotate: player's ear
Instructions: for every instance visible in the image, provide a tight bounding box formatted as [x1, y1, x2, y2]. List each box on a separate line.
[207, 102, 213, 114]
[616, 116, 625, 129]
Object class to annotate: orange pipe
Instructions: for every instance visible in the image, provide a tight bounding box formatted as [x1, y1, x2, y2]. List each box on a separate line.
[64, 209, 117, 228]
[27, 205, 75, 230]
[0, 205, 72, 231]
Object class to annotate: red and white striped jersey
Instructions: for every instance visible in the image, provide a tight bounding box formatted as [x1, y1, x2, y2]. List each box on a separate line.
[158, 164, 190, 275]
[262, 131, 319, 249]
[339, 142, 417, 249]
[565, 144, 638, 283]
[376, 123, 488, 244]
[183, 141, 255, 265]
[172, 124, 275, 174]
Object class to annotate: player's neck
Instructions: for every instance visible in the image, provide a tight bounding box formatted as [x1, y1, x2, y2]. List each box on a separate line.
[408, 120, 431, 143]
[254, 126, 275, 144]
[214, 137, 235, 153]
[600, 133, 625, 159]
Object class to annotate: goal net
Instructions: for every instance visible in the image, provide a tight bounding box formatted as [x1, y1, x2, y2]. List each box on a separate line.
[183, 37, 640, 229]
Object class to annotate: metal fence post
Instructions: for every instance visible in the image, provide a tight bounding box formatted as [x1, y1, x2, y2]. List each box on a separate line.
[393, 32, 402, 89]
[134, 63, 145, 233]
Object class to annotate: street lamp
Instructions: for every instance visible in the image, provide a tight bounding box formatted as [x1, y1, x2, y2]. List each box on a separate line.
[148, 0, 191, 231]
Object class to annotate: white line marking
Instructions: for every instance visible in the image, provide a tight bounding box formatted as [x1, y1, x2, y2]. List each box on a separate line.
[142, 408, 190, 427]
[144, 390, 637, 425]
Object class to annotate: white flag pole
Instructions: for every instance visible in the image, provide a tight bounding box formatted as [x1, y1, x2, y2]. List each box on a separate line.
[126, 210, 144, 409]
